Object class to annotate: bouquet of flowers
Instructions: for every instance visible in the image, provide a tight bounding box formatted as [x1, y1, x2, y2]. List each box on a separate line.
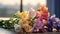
[0, 4, 60, 33]
[15, 5, 60, 33]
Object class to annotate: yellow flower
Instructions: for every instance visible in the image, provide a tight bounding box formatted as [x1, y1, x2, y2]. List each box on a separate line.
[20, 11, 29, 19]
[19, 18, 32, 32]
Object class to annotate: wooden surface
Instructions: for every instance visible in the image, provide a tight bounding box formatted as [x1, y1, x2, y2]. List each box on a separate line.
[17, 32, 60, 34]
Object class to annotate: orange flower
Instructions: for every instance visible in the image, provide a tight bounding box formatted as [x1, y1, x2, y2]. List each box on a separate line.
[40, 5, 50, 21]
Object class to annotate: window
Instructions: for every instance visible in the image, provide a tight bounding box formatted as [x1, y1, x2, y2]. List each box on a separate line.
[0, 0, 47, 17]
[22, 0, 47, 11]
[0, 0, 20, 17]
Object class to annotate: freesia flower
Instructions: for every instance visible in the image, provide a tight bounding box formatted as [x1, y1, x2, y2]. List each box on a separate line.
[36, 11, 40, 17]
[14, 24, 22, 32]
[29, 8, 36, 18]
[40, 5, 50, 21]
[19, 18, 32, 32]
[20, 11, 29, 19]
[55, 18, 60, 22]
[47, 18, 53, 32]
[32, 17, 44, 32]
[50, 14, 56, 19]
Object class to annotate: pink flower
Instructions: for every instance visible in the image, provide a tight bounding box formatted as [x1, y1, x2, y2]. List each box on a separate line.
[29, 8, 36, 18]
[36, 11, 40, 17]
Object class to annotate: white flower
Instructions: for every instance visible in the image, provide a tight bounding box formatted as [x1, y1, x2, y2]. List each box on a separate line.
[29, 8, 36, 18]
[14, 24, 22, 32]
[50, 14, 56, 18]
[55, 18, 60, 22]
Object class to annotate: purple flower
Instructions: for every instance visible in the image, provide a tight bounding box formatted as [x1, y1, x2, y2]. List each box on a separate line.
[32, 17, 44, 32]
[47, 17, 53, 32]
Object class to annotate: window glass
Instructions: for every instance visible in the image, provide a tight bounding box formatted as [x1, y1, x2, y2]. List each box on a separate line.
[0, 0, 47, 17]
[23, 0, 47, 11]
[0, 0, 20, 17]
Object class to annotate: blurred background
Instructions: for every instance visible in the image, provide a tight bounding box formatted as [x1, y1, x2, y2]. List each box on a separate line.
[0, 0, 20, 17]
[0, 0, 60, 18]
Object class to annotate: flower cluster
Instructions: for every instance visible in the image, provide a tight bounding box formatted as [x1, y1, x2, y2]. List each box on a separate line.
[18, 5, 60, 33]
